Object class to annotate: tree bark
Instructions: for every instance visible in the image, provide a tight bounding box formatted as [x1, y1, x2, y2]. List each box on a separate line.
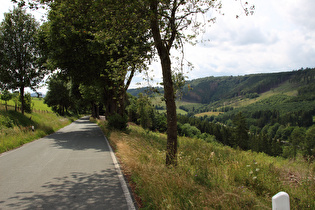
[150, 0, 178, 166]
[20, 86, 24, 115]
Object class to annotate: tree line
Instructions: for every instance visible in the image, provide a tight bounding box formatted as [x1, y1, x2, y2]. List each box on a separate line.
[2, 0, 255, 166]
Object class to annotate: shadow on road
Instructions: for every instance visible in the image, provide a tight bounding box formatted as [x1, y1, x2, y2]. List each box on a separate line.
[5, 169, 128, 209]
[45, 117, 110, 153]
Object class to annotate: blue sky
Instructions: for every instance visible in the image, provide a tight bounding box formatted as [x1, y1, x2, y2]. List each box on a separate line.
[1, 0, 315, 92]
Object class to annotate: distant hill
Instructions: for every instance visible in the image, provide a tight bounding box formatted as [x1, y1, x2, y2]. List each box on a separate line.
[127, 86, 164, 97]
[128, 68, 315, 127]
[30, 92, 45, 98]
[181, 68, 315, 104]
[128, 68, 315, 104]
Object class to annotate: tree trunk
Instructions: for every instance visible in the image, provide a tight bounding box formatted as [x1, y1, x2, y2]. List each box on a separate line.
[20, 86, 25, 115]
[150, 0, 178, 166]
[161, 54, 178, 166]
[91, 102, 100, 119]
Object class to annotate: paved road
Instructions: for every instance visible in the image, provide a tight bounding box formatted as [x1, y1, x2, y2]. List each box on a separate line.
[0, 116, 135, 210]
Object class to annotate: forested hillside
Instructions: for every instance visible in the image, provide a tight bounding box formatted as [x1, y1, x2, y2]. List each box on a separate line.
[181, 67, 315, 103]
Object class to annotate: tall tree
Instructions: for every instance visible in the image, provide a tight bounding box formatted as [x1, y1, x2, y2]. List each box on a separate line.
[232, 112, 249, 150]
[0, 6, 46, 114]
[147, 0, 221, 165]
[147, 0, 254, 165]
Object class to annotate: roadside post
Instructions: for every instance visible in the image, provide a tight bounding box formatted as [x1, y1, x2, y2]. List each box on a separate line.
[272, 191, 290, 210]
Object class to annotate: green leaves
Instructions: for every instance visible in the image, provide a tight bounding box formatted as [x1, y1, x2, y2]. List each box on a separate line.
[0, 6, 45, 114]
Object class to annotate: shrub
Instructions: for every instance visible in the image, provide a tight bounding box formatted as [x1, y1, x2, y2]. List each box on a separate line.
[0, 115, 13, 128]
[179, 123, 201, 138]
[107, 113, 128, 131]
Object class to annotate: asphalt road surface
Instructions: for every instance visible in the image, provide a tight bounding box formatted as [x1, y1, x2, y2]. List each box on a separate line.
[0, 116, 135, 210]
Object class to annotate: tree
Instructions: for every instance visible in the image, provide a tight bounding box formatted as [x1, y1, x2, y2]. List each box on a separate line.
[148, 0, 213, 165]
[79, 84, 103, 119]
[44, 74, 71, 115]
[232, 112, 249, 150]
[147, 0, 254, 165]
[289, 127, 305, 159]
[136, 93, 153, 129]
[0, 90, 12, 111]
[303, 126, 315, 158]
[0, 6, 46, 114]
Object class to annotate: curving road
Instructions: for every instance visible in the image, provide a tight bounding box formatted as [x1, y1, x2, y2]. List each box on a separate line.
[0, 116, 135, 210]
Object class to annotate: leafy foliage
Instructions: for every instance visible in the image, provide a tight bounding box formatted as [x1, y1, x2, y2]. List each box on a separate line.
[0, 6, 46, 114]
[107, 113, 128, 131]
[0, 90, 12, 111]
[44, 74, 71, 115]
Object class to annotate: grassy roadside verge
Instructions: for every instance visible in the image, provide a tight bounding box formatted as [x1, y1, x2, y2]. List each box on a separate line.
[0, 110, 76, 154]
[95, 119, 315, 209]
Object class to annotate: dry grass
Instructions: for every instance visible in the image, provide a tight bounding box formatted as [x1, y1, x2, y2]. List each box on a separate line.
[96, 121, 315, 209]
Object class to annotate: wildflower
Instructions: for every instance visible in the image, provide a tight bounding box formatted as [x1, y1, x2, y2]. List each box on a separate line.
[246, 165, 251, 167]
[210, 152, 215, 158]
[253, 176, 257, 180]
[249, 170, 253, 175]
[256, 168, 260, 172]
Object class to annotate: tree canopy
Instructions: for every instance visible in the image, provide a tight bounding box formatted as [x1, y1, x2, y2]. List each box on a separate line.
[38, 0, 153, 117]
[0, 6, 46, 114]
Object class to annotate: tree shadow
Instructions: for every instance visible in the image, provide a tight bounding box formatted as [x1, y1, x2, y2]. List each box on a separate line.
[45, 117, 110, 152]
[4, 169, 129, 209]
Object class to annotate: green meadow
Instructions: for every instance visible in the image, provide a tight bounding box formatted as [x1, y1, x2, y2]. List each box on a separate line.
[0, 98, 74, 153]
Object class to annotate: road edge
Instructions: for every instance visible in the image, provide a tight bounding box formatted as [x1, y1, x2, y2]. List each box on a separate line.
[103, 135, 137, 210]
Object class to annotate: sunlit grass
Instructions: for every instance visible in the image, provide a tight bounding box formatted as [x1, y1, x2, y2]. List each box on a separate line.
[96, 122, 315, 209]
[195, 111, 223, 117]
[32, 97, 52, 112]
[0, 110, 73, 153]
[2, 97, 52, 112]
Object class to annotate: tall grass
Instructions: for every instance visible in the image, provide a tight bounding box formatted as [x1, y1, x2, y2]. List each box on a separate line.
[0, 110, 73, 153]
[97, 121, 315, 209]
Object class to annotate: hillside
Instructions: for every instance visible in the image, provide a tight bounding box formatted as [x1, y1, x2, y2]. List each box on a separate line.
[181, 68, 314, 103]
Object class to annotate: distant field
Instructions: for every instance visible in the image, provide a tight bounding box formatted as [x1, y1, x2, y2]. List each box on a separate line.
[157, 109, 188, 115]
[32, 98, 52, 112]
[195, 111, 223, 117]
[151, 96, 200, 115]
[2, 97, 52, 112]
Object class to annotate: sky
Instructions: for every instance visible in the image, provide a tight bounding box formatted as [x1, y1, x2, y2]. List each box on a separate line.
[1, 0, 315, 93]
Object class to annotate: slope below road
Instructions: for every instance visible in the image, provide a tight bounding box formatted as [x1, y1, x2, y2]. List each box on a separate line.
[0, 116, 135, 209]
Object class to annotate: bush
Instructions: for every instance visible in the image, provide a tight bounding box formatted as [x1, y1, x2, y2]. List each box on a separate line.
[107, 113, 128, 131]
[178, 123, 201, 138]
[0, 115, 13, 128]
[22, 93, 33, 114]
